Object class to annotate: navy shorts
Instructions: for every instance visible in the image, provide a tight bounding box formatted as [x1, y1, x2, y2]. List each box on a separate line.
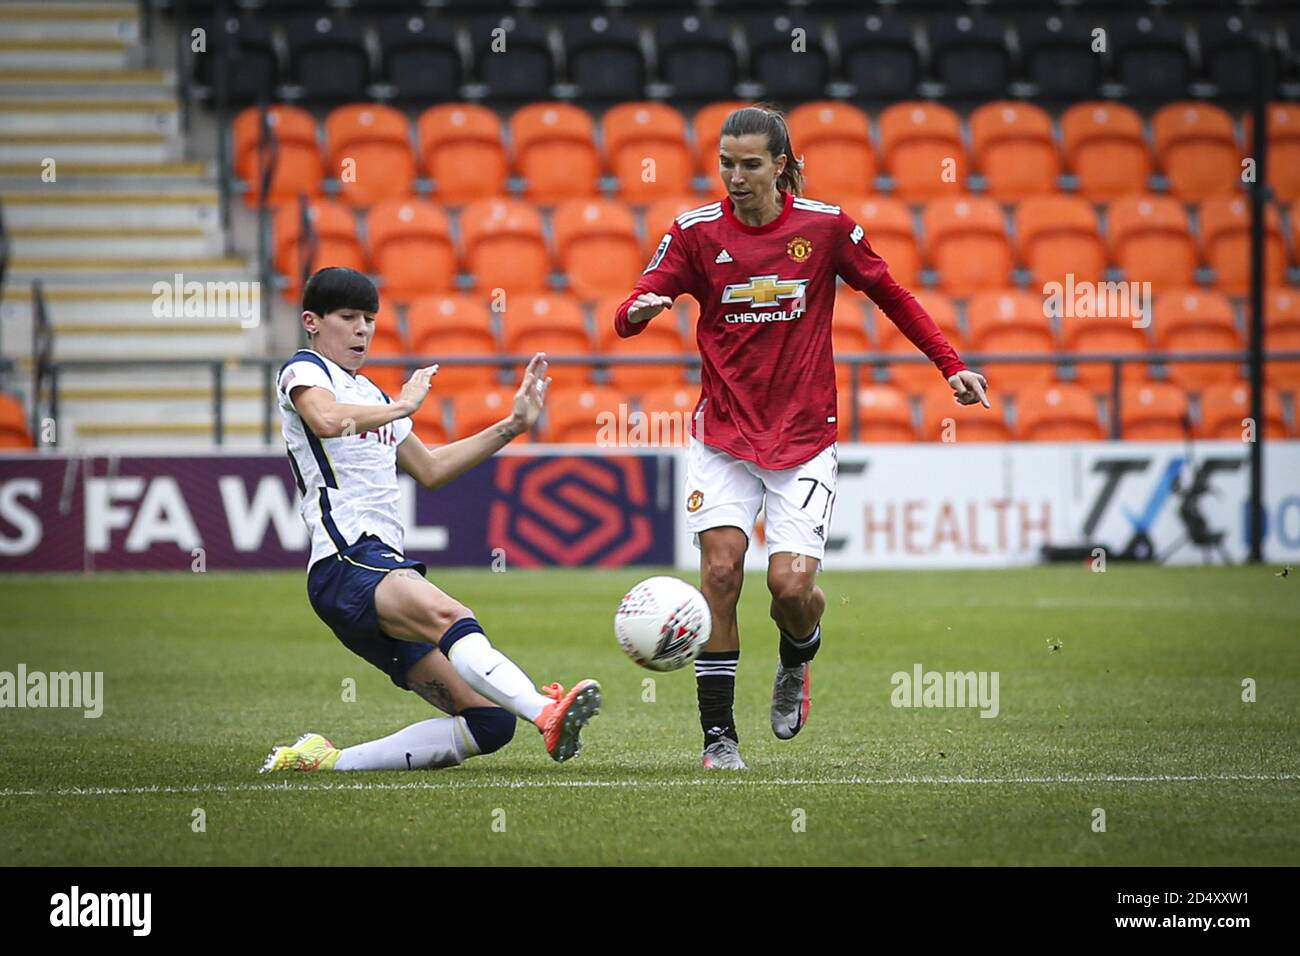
[306, 534, 438, 690]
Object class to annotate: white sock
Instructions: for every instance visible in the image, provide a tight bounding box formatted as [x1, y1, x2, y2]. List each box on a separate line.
[445, 632, 552, 722]
[334, 716, 481, 771]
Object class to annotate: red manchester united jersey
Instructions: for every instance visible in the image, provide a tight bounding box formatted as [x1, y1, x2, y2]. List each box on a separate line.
[614, 189, 966, 469]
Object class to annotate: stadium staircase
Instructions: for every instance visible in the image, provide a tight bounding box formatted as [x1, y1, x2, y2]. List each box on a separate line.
[0, 0, 264, 449]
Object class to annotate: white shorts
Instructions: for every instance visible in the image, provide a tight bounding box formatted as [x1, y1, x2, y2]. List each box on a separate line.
[685, 437, 838, 561]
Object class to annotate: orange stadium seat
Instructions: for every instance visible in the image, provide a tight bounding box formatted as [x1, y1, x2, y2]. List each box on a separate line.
[1061, 102, 1151, 201]
[551, 199, 644, 302]
[603, 102, 694, 202]
[787, 101, 876, 198]
[1016, 195, 1105, 288]
[969, 101, 1059, 200]
[1197, 383, 1289, 439]
[597, 295, 689, 389]
[1107, 195, 1198, 291]
[324, 104, 415, 208]
[1061, 313, 1152, 393]
[967, 290, 1057, 390]
[406, 295, 499, 390]
[1243, 103, 1300, 203]
[364, 329, 409, 397]
[836, 196, 920, 288]
[876, 291, 963, 392]
[637, 385, 697, 446]
[273, 200, 366, 301]
[1153, 289, 1242, 388]
[367, 200, 455, 303]
[410, 397, 449, 445]
[0, 394, 32, 450]
[1265, 287, 1300, 388]
[878, 102, 967, 200]
[1198, 196, 1287, 295]
[542, 386, 625, 443]
[451, 387, 527, 442]
[501, 293, 592, 387]
[838, 384, 915, 442]
[1013, 383, 1103, 441]
[693, 100, 750, 175]
[458, 198, 550, 294]
[233, 104, 323, 208]
[1153, 102, 1241, 202]
[833, 287, 872, 388]
[920, 389, 1012, 443]
[1118, 382, 1190, 440]
[923, 197, 1013, 294]
[417, 104, 508, 204]
[510, 103, 601, 203]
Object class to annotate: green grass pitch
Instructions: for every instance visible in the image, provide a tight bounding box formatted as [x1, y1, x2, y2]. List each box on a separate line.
[1, 566, 1297, 865]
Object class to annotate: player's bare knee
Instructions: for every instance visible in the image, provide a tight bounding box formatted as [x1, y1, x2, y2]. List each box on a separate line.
[701, 557, 743, 604]
[768, 574, 813, 612]
[420, 595, 474, 636]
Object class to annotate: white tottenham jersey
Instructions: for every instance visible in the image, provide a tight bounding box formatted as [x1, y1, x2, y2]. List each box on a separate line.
[277, 349, 413, 568]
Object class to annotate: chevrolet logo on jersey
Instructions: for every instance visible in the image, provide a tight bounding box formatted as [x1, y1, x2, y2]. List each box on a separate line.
[721, 274, 808, 324]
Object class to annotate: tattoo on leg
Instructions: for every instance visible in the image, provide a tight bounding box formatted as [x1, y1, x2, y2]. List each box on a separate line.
[410, 677, 455, 714]
[389, 569, 420, 581]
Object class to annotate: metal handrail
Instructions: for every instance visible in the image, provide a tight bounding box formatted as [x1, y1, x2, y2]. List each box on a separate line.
[39, 350, 1300, 448]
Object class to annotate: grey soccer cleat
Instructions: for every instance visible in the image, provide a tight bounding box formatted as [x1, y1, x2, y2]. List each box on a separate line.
[771, 661, 812, 740]
[701, 738, 747, 770]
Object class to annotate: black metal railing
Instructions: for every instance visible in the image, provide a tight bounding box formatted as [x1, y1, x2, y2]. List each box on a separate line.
[255, 100, 279, 331]
[34, 350, 1300, 449]
[30, 280, 54, 444]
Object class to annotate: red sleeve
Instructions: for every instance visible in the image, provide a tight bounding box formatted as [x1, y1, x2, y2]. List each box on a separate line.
[613, 220, 699, 338]
[833, 212, 967, 380]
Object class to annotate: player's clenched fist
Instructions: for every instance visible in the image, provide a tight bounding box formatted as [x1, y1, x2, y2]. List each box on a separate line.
[628, 293, 673, 324]
[398, 364, 439, 413]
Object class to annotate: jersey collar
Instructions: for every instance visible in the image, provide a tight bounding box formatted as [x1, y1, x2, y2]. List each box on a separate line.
[722, 188, 793, 235]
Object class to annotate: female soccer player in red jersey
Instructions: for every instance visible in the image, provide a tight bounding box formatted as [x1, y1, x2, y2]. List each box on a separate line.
[613, 104, 989, 769]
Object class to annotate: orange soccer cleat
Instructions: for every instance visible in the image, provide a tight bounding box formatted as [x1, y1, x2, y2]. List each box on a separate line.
[535, 680, 602, 762]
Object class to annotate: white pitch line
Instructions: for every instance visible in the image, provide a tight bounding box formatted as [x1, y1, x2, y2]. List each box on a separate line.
[0, 772, 1296, 799]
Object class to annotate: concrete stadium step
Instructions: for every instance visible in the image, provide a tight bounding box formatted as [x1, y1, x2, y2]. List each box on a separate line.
[1, 191, 220, 230]
[0, 133, 176, 165]
[0, 39, 131, 71]
[0, 68, 173, 99]
[67, 422, 272, 451]
[0, 3, 140, 43]
[61, 388, 267, 424]
[9, 227, 223, 259]
[7, 256, 248, 282]
[2, 285, 256, 324]
[0, 161, 209, 189]
[0, 100, 178, 136]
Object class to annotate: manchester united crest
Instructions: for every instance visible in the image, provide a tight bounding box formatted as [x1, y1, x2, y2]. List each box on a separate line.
[687, 489, 704, 513]
[786, 236, 813, 262]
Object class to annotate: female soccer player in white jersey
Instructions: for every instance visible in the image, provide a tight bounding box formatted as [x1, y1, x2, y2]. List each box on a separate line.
[614, 105, 990, 769]
[262, 267, 601, 774]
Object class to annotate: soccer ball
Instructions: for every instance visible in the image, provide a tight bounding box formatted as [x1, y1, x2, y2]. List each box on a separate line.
[614, 576, 712, 672]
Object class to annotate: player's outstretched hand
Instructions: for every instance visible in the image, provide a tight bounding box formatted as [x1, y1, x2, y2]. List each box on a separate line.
[398, 364, 438, 413]
[948, 369, 990, 408]
[628, 293, 673, 324]
[510, 352, 551, 433]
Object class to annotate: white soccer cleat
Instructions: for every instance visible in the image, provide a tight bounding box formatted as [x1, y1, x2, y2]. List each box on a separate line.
[771, 661, 811, 740]
[701, 738, 747, 770]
